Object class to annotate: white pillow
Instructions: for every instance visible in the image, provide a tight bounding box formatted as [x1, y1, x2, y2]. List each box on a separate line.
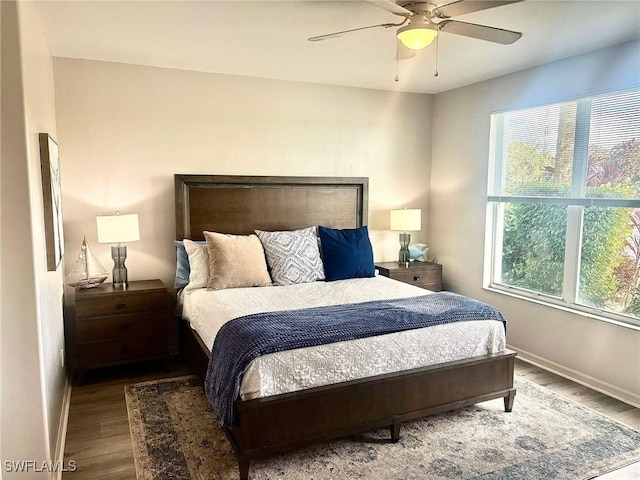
[255, 226, 325, 286]
[184, 239, 209, 290]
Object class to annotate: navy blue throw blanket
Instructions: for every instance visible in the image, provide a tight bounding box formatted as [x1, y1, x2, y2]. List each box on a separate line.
[205, 292, 506, 427]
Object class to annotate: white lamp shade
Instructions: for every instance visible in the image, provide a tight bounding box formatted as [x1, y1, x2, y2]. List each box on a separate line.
[96, 213, 140, 243]
[390, 209, 421, 232]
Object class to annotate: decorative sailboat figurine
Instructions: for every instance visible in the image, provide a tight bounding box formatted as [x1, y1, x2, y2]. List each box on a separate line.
[67, 236, 108, 288]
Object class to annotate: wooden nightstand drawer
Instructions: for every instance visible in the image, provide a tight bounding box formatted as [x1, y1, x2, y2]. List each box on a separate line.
[388, 268, 441, 287]
[415, 281, 442, 292]
[76, 292, 166, 318]
[375, 262, 443, 292]
[77, 334, 167, 367]
[77, 312, 167, 343]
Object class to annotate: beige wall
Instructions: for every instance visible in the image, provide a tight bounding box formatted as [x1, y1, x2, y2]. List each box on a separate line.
[53, 58, 433, 292]
[431, 40, 640, 404]
[1, 1, 66, 477]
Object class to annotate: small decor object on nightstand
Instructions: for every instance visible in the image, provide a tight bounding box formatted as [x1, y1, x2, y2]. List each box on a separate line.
[66, 236, 108, 288]
[96, 211, 140, 287]
[409, 243, 429, 262]
[390, 208, 421, 266]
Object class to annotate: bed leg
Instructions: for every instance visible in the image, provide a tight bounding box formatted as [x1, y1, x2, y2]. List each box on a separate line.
[238, 455, 250, 480]
[390, 417, 402, 443]
[504, 389, 516, 412]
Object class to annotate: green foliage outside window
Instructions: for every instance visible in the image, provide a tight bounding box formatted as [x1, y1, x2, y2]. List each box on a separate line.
[580, 188, 633, 308]
[502, 201, 566, 297]
[501, 140, 639, 316]
[504, 143, 556, 193]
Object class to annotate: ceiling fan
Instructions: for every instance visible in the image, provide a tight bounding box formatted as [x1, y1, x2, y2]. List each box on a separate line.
[309, 0, 524, 55]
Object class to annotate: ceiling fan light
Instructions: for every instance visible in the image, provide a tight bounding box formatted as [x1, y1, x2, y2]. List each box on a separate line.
[397, 13, 438, 50]
[397, 26, 437, 50]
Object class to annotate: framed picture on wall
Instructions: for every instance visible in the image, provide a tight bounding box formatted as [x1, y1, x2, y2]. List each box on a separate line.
[39, 133, 65, 271]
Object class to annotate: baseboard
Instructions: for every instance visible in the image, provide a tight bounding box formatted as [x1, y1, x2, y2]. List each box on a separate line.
[509, 345, 640, 409]
[54, 376, 72, 480]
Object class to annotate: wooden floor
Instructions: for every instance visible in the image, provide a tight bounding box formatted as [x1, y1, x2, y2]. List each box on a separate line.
[62, 358, 639, 479]
[62, 360, 190, 480]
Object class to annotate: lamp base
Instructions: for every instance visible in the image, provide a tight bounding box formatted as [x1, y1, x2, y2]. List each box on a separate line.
[111, 245, 128, 287]
[398, 232, 411, 267]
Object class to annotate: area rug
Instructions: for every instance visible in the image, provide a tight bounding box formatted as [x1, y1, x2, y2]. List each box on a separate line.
[125, 375, 640, 480]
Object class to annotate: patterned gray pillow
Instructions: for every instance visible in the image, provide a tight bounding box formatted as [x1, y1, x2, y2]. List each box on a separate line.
[255, 227, 325, 286]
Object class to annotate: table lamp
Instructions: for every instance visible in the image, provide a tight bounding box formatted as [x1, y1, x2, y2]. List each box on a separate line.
[96, 211, 140, 287]
[390, 208, 421, 266]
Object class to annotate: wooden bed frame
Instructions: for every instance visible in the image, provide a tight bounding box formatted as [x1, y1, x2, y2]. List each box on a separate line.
[175, 174, 516, 480]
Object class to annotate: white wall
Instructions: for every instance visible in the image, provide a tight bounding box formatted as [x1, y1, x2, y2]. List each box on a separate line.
[1, 2, 4, 475]
[53, 58, 433, 292]
[0, 1, 67, 477]
[1, 2, 49, 475]
[18, 0, 68, 460]
[431, 40, 640, 404]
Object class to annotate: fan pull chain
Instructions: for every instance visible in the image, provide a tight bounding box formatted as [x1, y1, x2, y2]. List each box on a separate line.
[395, 45, 400, 82]
[434, 32, 440, 77]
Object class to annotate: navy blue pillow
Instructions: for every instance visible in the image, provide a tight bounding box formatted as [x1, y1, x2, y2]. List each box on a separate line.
[318, 226, 375, 281]
[173, 240, 206, 290]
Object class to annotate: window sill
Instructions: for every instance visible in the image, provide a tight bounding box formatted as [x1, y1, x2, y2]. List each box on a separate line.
[483, 285, 640, 332]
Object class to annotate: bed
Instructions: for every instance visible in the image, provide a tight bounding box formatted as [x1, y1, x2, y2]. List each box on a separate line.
[175, 174, 516, 480]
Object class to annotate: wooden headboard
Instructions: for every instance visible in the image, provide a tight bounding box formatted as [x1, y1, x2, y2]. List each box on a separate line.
[174, 175, 369, 240]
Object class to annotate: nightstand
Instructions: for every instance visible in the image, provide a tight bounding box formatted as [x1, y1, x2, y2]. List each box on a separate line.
[74, 279, 169, 384]
[375, 261, 443, 292]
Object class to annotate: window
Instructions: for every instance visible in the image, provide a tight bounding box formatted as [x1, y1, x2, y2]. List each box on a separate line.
[487, 89, 640, 326]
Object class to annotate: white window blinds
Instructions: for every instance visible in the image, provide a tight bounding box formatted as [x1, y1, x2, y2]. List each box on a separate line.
[488, 88, 640, 208]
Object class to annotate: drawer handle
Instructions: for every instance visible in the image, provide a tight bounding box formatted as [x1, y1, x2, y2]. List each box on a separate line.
[414, 276, 421, 282]
[115, 303, 127, 310]
[119, 323, 130, 331]
[121, 345, 131, 354]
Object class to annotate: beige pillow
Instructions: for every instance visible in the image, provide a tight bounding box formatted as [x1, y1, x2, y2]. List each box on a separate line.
[204, 231, 272, 290]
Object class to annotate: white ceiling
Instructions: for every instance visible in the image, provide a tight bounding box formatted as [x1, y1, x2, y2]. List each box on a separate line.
[35, 0, 640, 94]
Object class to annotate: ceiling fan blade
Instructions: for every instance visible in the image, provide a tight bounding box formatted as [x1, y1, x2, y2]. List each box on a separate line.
[366, 0, 413, 17]
[434, 0, 524, 19]
[439, 20, 522, 44]
[397, 39, 416, 60]
[308, 22, 401, 42]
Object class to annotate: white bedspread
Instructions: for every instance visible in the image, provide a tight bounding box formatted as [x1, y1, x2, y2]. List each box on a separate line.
[182, 276, 506, 400]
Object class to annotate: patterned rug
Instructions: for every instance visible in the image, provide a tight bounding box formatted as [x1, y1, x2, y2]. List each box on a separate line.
[125, 375, 640, 480]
